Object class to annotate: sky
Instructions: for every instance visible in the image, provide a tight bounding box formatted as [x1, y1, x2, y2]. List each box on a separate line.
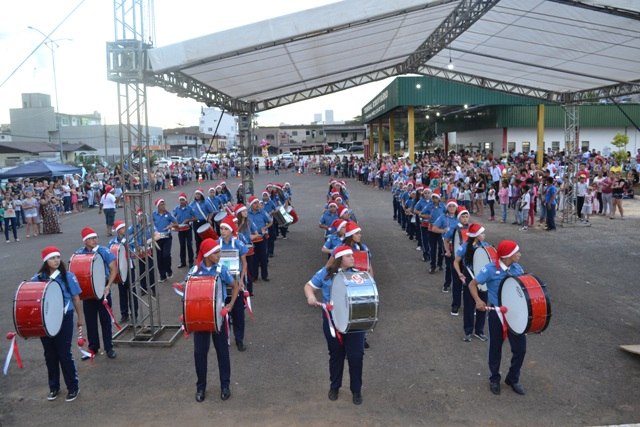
[0, 0, 391, 129]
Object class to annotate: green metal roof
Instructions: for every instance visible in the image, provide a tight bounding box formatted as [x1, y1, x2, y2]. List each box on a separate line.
[362, 76, 544, 122]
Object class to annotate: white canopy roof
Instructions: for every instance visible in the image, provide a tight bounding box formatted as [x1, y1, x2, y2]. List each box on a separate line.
[148, 0, 640, 113]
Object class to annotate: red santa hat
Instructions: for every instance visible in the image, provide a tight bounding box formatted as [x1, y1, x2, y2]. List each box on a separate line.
[178, 193, 188, 201]
[332, 245, 353, 259]
[81, 227, 97, 241]
[220, 215, 238, 234]
[195, 238, 222, 271]
[104, 185, 114, 194]
[344, 221, 361, 238]
[261, 190, 270, 197]
[154, 198, 165, 208]
[457, 206, 469, 219]
[337, 205, 349, 218]
[496, 240, 519, 269]
[248, 196, 260, 206]
[194, 188, 205, 196]
[113, 220, 126, 233]
[331, 219, 347, 232]
[446, 199, 458, 208]
[41, 246, 61, 262]
[234, 203, 247, 215]
[136, 208, 144, 216]
[467, 223, 485, 238]
[327, 201, 338, 209]
[431, 192, 441, 199]
[208, 187, 216, 193]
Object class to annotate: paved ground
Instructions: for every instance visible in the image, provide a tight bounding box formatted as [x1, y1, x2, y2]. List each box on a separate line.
[1, 170, 639, 426]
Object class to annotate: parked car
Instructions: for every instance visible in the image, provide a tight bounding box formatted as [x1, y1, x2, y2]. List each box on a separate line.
[348, 144, 364, 152]
[333, 147, 348, 154]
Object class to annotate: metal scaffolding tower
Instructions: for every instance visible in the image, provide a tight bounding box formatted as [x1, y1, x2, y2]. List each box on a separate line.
[106, 0, 180, 346]
[560, 105, 585, 227]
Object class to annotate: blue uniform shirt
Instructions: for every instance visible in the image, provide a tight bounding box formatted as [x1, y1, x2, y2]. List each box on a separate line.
[434, 213, 458, 241]
[456, 240, 490, 267]
[323, 234, 343, 252]
[309, 266, 358, 302]
[319, 211, 339, 230]
[237, 220, 258, 247]
[190, 261, 235, 300]
[190, 199, 213, 221]
[421, 203, 445, 225]
[75, 245, 116, 280]
[153, 210, 177, 233]
[262, 199, 277, 214]
[31, 271, 82, 313]
[173, 204, 196, 224]
[474, 262, 525, 306]
[248, 208, 271, 232]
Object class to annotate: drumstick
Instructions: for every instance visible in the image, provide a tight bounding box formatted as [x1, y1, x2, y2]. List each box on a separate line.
[486, 306, 508, 314]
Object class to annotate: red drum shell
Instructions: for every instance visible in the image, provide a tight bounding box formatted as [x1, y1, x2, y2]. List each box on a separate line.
[13, 281, 64, 338]
[288, 208, 299, 224]
[182, 276, 224, 333]
[353, 251, 370, 272]
[110, 243, 128, 283]
[197, 223, 219, 241]
[499, 274, 551, 335]
[176, 224, 191, 232]
[69, 253, 106, 300]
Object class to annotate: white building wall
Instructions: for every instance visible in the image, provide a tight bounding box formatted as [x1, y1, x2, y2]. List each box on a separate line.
[199, 108, 236, 145]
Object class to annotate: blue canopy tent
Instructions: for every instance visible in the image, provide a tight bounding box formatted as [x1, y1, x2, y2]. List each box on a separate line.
[0, 161, 82, 179]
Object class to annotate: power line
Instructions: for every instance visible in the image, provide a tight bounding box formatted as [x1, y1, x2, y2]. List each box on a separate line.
[0, 0, 87, 89]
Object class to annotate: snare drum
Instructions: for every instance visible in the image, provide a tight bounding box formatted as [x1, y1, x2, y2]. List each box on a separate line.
[499, 274, 551, 335]
[110, 243, 128, 283]
[69, 253, 106, 300]
[176, 223, 191, 232]
[330, 270, 379, 333]
[273, 206, 288, 226]
[13, 281, 64, 338]
[220, 249, 240, 277]
[197, 223, 219, 241]
[214, 211, 227, 223]
[352, 251, 370, 272]
[286, 206, 299, 224]
[182, 276, 225, 333]
[472, 245, 498, 278]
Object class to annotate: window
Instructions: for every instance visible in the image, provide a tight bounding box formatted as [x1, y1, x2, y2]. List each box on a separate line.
[552, 141, 560, 152]
[483, 142, 493, 151]
[292, 131, 298, 136]
[306, 130, 310, 136]
[522, 141, 530, 153]
[581, 141, 590, 152]
[508, 141, 516, 153]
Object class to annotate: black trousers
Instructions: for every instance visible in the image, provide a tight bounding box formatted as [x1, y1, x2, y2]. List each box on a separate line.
[178, 229, 194, 266]
[82, 295, 113, 353]
[40, 312, 78, 392]
[193, 328, 230, 392]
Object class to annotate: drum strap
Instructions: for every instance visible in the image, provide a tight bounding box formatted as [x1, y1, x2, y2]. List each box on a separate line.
[194, 202, 207, 220]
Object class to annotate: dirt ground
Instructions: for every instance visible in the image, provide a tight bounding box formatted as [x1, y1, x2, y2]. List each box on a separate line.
[1, 170, 639, 427]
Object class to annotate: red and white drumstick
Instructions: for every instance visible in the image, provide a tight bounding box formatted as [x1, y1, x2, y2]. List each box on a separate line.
[172, 283, 185, 298]
[102, 299, 122, 331]
[243, 291, 254, 320]
[220, 307, 230, 346]
[486, 306, 508, 340]
[319, 303, 343, 345]
[3, 332, 23, 375]
[179, 314, 189, 338]
[486, 306, 508, 313]
[77, 327, 94, 361]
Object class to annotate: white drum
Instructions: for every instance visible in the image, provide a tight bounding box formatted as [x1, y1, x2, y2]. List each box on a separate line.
[453, 227, 469, 256]
[69, 252, 106, 300]
[220, 249, 240, 277]
[110, 243, 128, 283]
[499, 274, 551, 335]
[472, 245, 498, 278]
[331, 270, 378, 333]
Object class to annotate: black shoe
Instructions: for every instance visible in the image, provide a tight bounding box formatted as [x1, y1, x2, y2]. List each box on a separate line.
[195, 390, 205, 402]
[505, 378, 525, 395]
[450, 307, 459, 316]
[429, 268, 436, 274]
[177, 264, 186, 268]
[65, 389, 79, 402]
[352, 392, 363, 405]
[220, 387, 231, 401]
[47, 389, 59, 401]
[268, 254, 274, 258]
[364, 339, 370, 349]
[490, 382, 501, 395]
[106, 350, 117, 359]
[328, 389, 339, 401]
[119, 315, 129, 323]
[262, 278, 270, 282]
[236, 342, 247, 352]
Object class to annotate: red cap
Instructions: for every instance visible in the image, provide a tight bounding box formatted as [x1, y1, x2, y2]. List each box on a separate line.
[446, 199, 458, 208]
[154, 198, 165, 208]
[195, 238, 221, 271]
[344, 221, 361, 238]
[220, 215, 238, 235]
[337, 205, 348, 218]
[248, 196, 259, 206]
[332, 245, 353, 259]
[113, 220, 126, 232]
[331, 219, 347, 231]
[457, 206, 469, 219]
[234, 204, 247, 215]
[467, 223, 485, 238]
[81, 227, 97, 241]
[496, 240, 519, 269]
[178, 193, 187, 201]
[104, 185, 113, 194]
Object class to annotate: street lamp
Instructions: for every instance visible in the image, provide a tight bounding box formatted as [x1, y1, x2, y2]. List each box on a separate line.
[28, 26, 71, 163]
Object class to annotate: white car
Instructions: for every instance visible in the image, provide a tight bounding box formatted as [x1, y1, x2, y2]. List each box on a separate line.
[333, 147, 348, 154]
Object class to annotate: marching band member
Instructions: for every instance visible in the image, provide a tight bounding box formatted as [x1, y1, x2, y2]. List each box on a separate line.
[321, 219, 346, 256]
[319, 201, 339, 238]
[75, 227, 117, 360]
[327, 222, 373, 277]
[420, 192, 445, 274]
[191, 188, 214, 254]
[247, 196, 272, 282]
[34, 246, 83, 402]
[220, 181, 233, 203]
[454, 222, 488, 343]
[418, 188, 433, 262]
[469, 240, 526, 396]
[191, 238, 239, 402]
[235, 203, 259, 296]
[129, 209, 157, 298]
[263, 189, 278, 257]
[218, 216, 249, 352]
[304, 245, 365, 405]
[153, 198, 177, 282]
[108, 220, 137, 322]
[431, 200, 460, 298]
[412, 186, 426, 251]
[173, 193, 197, 268]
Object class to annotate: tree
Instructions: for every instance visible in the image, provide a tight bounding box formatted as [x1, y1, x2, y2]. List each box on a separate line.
[611, 132, 629, 164]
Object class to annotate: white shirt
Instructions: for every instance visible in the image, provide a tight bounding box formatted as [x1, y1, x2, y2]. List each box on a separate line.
[520, 192, 531, 210]
[101, 193, 117, 209]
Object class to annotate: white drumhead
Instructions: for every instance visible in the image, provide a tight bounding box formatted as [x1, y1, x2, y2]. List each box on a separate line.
[453, 229, 465, 256]
[473, 247, 492, 277]
[91, 253, 106, 298]
[330, 274, 349, 333]
[215, 276, 224, 332]
[197, 223, 210, 233]
[214, 211, 227, 222]
[117, 245, 128, 282]
[500, 277, 528, 335]
[43, 281, 64, 337]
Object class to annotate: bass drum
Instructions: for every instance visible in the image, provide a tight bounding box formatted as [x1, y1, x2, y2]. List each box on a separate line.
[69, 253, 106, 300]
[330, 270, 378, 333]
[182, 276, 225, 333]
[453, 227, 469, 256]
[472, 245, 497, 278]
[499, 274, 551, 335]
[13, 280, 64, 338]
[110, 243, 128, 283]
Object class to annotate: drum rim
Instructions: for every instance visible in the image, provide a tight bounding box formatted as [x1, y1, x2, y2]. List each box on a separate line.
[498, 274, 551, 334]
[13, 281, 27, 338]
[111, 243, 128, 282]
[91, 252, 106, 299]
[472, 245, 495, 277]
[331, 271, 379, 333]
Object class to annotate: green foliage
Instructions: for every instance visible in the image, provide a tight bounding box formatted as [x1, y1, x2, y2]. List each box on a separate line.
[611, 132, 630, 164]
